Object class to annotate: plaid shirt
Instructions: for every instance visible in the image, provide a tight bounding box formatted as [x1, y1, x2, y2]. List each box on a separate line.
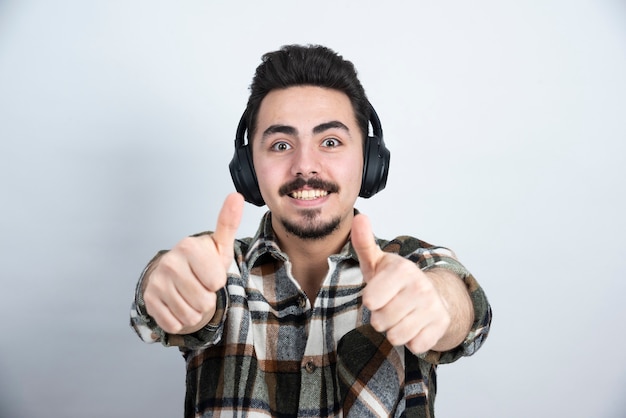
[131, 212, 491, 417]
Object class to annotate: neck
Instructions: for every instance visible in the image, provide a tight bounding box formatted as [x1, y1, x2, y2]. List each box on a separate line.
[271, 213, 353, 303]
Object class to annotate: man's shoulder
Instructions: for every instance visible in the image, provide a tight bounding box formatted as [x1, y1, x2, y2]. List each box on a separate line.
[378, 235, 436, 257]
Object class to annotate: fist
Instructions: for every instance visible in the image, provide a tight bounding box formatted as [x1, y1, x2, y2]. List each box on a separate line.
[351, 214, 451, 354]
[143, 193, 244, 334]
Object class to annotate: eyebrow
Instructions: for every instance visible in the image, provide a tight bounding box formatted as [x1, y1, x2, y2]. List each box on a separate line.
[262, 125, 297, 140]
[313, 121, 350, 135]
[261, 120, 351, 142]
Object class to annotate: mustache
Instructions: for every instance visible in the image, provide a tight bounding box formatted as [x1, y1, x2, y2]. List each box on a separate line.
[278, 177, 340, 196]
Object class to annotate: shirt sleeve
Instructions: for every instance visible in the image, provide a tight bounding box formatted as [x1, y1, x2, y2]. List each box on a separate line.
[382, 236, 492, 365]
[129, 250, 229, 349]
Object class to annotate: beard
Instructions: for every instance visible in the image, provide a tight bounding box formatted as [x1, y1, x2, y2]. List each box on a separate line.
[279, 209, 341, 240]
[277, 177, 342, 240]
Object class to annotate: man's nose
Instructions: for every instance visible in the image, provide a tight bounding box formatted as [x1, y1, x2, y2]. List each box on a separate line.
[291, 144, 321, 177]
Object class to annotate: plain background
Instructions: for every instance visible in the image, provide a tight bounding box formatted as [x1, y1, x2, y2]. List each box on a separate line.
[1, 1, 625, 417]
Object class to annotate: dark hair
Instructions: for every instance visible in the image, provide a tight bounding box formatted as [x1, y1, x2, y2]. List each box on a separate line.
[245, 44, 370, 142]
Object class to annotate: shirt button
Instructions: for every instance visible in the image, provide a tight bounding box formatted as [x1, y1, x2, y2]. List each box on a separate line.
[299, 296, 307, 308]
[304, 361, 316, 373]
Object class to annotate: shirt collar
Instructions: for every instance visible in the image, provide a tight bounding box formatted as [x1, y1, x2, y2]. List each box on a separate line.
[244, 210, 361, 269]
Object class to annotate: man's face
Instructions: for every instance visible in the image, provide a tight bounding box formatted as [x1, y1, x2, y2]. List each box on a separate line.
[251, 86, 364, 241]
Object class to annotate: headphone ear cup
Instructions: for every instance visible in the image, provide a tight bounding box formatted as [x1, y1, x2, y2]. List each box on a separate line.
[359, 134, 391, 198]
[229, 145, 265, 206]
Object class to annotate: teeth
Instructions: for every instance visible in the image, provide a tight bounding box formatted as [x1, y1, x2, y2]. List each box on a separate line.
[290, 189, 329, 200]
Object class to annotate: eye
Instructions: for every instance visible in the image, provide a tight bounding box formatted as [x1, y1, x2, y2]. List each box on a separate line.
[271, 141, 292, 152]
[322, 138, 341, 148]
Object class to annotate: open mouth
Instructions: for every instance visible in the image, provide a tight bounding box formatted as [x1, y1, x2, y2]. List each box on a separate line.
[280, 178, 339, 201]
[289, 189, 329, 200]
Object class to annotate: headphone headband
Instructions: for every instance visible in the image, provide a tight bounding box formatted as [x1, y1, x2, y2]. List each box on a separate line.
[234, 111, 248, 148]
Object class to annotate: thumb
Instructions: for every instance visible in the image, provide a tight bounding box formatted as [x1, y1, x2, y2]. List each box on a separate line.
[351, 214, 384, 280]
[212, 192, 244, 269]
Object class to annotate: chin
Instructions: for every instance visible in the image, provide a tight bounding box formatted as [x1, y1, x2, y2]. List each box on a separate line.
[279, 214, 341, 240]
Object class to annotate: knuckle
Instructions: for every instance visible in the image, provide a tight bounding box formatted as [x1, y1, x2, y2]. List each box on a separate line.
[176, 236, 198, 252]
[369, 314, 385, 332]
[386, 331, 403, 347]
[408, 333, 436, 354]
[189, 292, 209, 311]
[143, 292, 157, 310]
[172, 237, 206, 260]
[201, 292, 217, 310]
[146, 274, 166, 292]
[155, 257, 179, 279]
[407, 339, 426, 355]
[203, 273, 227, 292]
[164, 321, 183, 335]
[154, 313, 179, 334]
[410, 274, 429, 294]
[181, 310, 202, 327]
[361, 287, 375, 309]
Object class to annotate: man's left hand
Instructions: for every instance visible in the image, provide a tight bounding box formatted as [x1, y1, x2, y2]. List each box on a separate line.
[351, 214, 452, 354]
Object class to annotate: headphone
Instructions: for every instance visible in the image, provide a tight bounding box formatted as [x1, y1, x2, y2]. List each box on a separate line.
[229, 103, 391, 207]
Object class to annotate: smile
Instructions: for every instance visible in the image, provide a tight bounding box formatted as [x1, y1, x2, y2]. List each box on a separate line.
[289, 189, 329, 200]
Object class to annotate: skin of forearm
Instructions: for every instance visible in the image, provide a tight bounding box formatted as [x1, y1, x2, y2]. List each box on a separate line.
[426, 268, 475, 352]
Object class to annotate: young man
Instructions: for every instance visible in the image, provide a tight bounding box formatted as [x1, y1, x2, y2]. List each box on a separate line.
[130, 44, 491, 417]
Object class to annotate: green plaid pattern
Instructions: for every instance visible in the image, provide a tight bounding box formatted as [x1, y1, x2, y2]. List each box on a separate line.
[131, 212, 491, 417]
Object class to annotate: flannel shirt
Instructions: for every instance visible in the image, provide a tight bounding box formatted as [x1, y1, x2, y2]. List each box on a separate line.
[131, 211, 491, 417]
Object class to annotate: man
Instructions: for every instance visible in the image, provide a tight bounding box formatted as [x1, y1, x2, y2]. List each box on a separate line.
[130, 44, 491, 417]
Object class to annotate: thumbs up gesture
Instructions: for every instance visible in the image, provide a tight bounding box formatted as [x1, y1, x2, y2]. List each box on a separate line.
[143, 193, 244, 335]
[351, 214, 454, 355]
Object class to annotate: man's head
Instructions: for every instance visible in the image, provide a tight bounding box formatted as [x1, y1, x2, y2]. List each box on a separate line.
[244, 44, 370, 144]
[230, 45, 390, 209]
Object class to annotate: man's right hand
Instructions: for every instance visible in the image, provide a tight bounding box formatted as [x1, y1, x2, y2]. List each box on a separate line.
[143, 193, 244, 335]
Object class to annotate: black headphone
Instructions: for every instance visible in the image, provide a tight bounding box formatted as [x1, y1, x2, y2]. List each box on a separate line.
[229, 103, 390, 206]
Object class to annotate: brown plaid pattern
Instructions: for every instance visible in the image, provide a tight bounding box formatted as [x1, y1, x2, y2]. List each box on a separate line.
[131, 212, 491, 417]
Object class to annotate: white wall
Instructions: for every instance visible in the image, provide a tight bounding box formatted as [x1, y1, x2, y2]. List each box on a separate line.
[1, 1, 625, 417]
